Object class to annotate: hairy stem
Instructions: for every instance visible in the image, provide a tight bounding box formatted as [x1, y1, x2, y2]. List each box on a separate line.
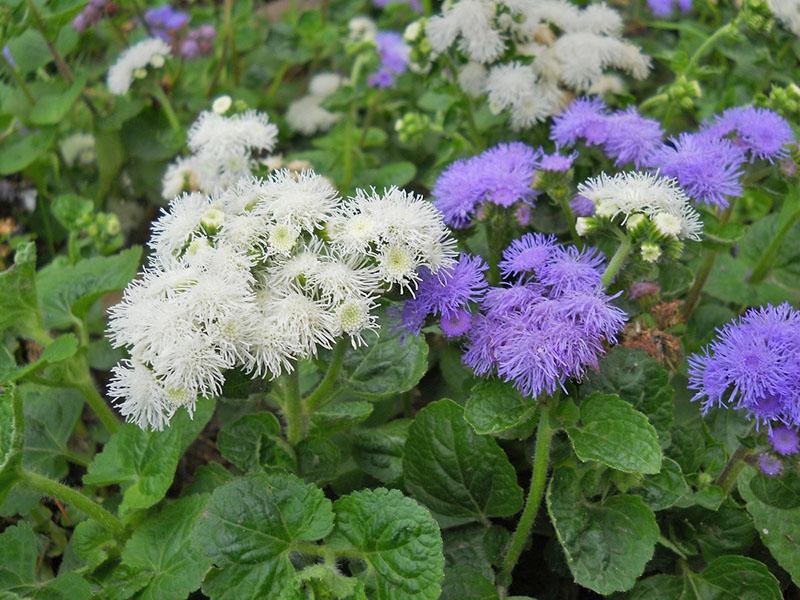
[281, 368, 305, 445]
[748, 205, 800, 284]
[149, 83, 181, 132]
[498, 403, 554, 587]
[685, 21, 736, 75]
[682, 248, 718, 320]
[18, 469, 126, 536]
[715, 444, 751, 494]
[304, 339, 348, 413]
[600, 234, 632, 288]
[74, 379, 120, 436]
[557, 193, 581, 245]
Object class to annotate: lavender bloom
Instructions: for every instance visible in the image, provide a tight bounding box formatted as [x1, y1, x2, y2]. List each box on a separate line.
[539, 152, 576, 172]
[688, 303, 800, 429]
[374, 0, 422, 11]
[647, 0, 692, 17]
[2, 45, 15, 69]
[432, 142, 539, 228]
[769, 426, 800, 456]
[514, 204, 532, 227]
[758, 453, 783, 477]
[440, 308, 473, 338]
[401, 253, 488, 334]
[145, 5, 190, 41]
[537, 245, 605, 297]
[602, 109, 664, 168]
[179, 25, 216, 59]
[705, 106, 795, 163]
[570, 195, 595, 217]
[650, 133, 745, 208]
[72, 0, 117, 32]
[368, 32, 410, 89]
[550, 98, 609, 148]
[628, 281, 661, 300]
[499, 233, 558, 280]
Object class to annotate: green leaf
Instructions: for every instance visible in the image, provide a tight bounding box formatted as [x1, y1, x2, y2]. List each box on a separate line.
[566, 394, 662, 474]
[329, 488, 444, 600]
[0, 243, 44, 340]
[358, 161, 416, 188]
[0, 522, 92, 599]
[0, 386, 23, 506]
[546, 467, 659, 595]
[4, 31, 50, 74]
[749, 469, 800, 509]
[403, 399, 523, 527]
[464, 379, 536, 436]
[338, 316, 428, 399]
[36, 247, 142, 329]
[117, 494, 212, 600]
[0, 130, 55, 175]
[51, 194, 93, 231]
[70, 520, 116, 572]
[582, 347, 673, 448]
[637, 457, 690, 511]
[441, 566, 498, 600]
[195, 472, 334, 599]
[310, 400, 373, 435]
[352, 419, 410, 485]
[296, 436, 341, 484]
[28, 76, 86, 125]
[40, 334, 78, 364]
[83, 397, 213, 517]
[217, 412, 295, 473]
[690, 502, 755, 562]
[740, 469, 800, 585]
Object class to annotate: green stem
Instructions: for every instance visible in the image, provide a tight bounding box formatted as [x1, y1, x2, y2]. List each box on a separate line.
[26, 0, 75, 82]
[75, 380, 120, 436]
[684, 21, 736, 75]
[557, 193, 580, 245]
[150, 84, 181, 132]
[498, 403, 554, 587]
[639, 92, 669, 112]
[682, 248, 718, 321]
[715, 445, 751, 494]
[748, 205, 800, 284]
[600, 233, 632, 288]
[18, 469, 125, 537]
[658, 534, 688, 560]
[304, 340, 348, 413]
[280, 368, 305, 445]
[1, 53, 35, 104]
[266, 62, 290, 101]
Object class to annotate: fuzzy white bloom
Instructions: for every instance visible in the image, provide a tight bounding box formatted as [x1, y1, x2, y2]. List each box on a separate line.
[485, 62, 564, 129]
[577, 171, 703, 241]
[506, 0, 622, 37]
[349, 16, 378, 42]
[188, 110, 278, 160]
[309, 72, 343, 97]
[458, 62, 488, 97]
[107, 37, 171, 95]
[60, 133, 96, 167]
[212, 95, 232, 114]
[161, 156, 202, 201]
[426, 0, 506, 63]
[768, 0, 800, 36]
[286, 95, 341, 136]
[109, 163, 456, 430]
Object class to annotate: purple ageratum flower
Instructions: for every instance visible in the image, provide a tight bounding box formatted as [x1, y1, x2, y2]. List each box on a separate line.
[432, 142, 539, 228]
[601, 108, 664, 168]
[374, 0, 423, 11]
[628, 281, 661, 300]
[481, 283, 547, 316]
[705, 106, 795, 163]
[758, 453, 783, 477]
[650, 133, 745, 208]
[72, 0, 117, 32]
[537, 245, 605, 297]
[499, 233, 558, 280]
[145, 5, 190, 41]
[514, 204, 532, 227]
[647, 0, 692, 17]
[557, 291, 627, 342]
[400, 253, 488, 334]
[368, 32, 410, 89]
[570, 194, 595, 217]
[550, 97, 609, 148]
[440, 308, 473, 338]
[179, 25, 216, 59]
[769, 426, 800, 456]
[2, 45, 15, 69]
[688, 303, 800, 429]
[538, 151, 576, 172]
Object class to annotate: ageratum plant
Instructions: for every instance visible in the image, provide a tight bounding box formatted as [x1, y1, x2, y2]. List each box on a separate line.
[1, 0, 800, 598]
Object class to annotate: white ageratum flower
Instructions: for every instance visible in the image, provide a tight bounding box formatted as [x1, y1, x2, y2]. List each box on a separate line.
[458, 62, 488, 98]
[768, 0, 800, 36]
[188, 110, 278, 160]
[425, 0, 506, 63]
[60, 133, 96, 167]
[107, 37, 171, 95]
[309, 72, 343, 97]
[485, 62, 564, 129]
[286, 95, 341, 136]
[108, 164, 457, 430]
[577, 171, 703, 241]
[212, 95, 233, 114]
[505, 0, 622, 37]
[161, 156, 202, 201]
[349, 16, 378, 42]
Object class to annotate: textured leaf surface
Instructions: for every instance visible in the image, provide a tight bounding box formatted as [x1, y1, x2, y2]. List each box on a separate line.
[638, 458, 689, 511]
[567, 394, 662, 474]
[217, 412, 294, 473]
[83, 397, 213, 516]
[0, 243, 42, 338]
[352, 419, 410, 485]
[464, 379, 536, 436]
[118, 494, 212, 600]
[329, 488, 444, 600]
[404, 399, 523, 527]
[547, 468, 659, 595]
[195, 472, 333, 599]
[749, 469, 800, 509]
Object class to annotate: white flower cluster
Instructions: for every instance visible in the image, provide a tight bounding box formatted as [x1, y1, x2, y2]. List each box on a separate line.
[161, 109, 279, 200]
[768, 0, 800, 36]
[286, 72, 344, 136]
[60, 133, 96, 167]
[422, 0, 650, 129]
[108, 170, 455, 430]
[107, 37, 171, 95]
[577, 171, 703, 242]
